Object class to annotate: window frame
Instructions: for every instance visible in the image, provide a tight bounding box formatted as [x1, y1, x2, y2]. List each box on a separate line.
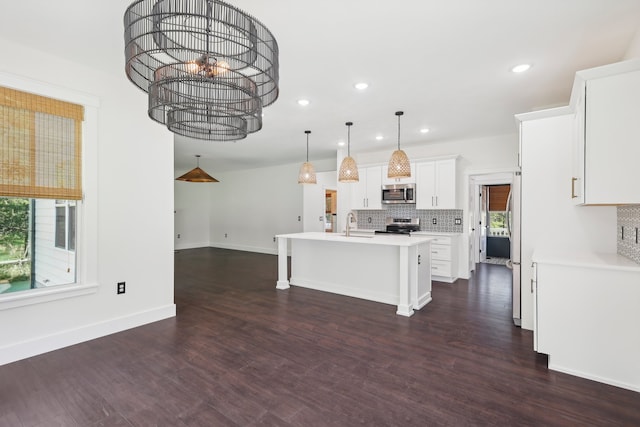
[54, 200, 76, 252]
[0, 73, 99, 311]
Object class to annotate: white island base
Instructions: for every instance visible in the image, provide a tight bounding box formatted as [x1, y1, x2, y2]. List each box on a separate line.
[276, 232, 434, 316]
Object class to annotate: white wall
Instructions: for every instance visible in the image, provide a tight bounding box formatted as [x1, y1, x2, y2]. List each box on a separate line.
[624, 26, 640, 59]
[342, 134, 520, 278]
[0, 36, 175, 364]
[208, 159, 335, 254]
[174, 181, 211, 250]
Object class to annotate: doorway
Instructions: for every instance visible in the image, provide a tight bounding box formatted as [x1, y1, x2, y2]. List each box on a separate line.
[325, 190, 337, 232]
[468, 172, 514, 271]
[482, 184, 511, 265]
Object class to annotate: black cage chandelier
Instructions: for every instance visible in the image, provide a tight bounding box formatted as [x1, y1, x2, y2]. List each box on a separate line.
[124, 0, 279, 141]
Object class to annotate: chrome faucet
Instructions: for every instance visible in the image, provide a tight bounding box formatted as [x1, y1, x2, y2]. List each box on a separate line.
[345, 211, 356, 237]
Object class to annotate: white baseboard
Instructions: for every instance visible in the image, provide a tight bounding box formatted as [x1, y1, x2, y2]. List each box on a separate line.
[548, 361, 640, 393]
[175, 242, 210, 250]
[0, 304, 176, 366]
[209, 242, 277, 255]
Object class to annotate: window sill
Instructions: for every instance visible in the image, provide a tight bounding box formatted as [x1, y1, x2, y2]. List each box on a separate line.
[0, 282, 98, 311]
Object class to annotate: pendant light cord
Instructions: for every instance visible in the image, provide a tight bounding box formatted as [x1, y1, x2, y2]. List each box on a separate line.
[346, 122, 353, 157]
[396, 111, 403, 150]
[305, 130, 311, 161]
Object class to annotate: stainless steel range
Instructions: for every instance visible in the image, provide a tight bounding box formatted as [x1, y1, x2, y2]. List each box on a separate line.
[374, 217, 420, 235]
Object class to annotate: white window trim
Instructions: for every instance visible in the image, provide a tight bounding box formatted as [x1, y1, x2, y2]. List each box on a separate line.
[0, 72, 100, 310]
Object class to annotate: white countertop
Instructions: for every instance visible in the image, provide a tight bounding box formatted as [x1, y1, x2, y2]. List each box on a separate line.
[532, 250, 640, 272]
[276, 232, 435, 247]
[411, 231, 462, 236]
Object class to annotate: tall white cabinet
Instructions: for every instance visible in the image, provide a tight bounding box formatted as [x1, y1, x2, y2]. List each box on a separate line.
[571, 61, 640, 205]
[516, 110, 616, 331]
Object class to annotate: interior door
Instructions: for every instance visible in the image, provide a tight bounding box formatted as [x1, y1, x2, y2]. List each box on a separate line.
[468, 180, 477, 273]
[479, 186, 488, 262]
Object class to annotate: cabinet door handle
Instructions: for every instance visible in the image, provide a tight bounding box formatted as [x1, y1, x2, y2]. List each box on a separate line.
[531, 279, 535, 294]
[571, 177, 578, 199]
[432, 196, 435, 206]
[435, 196, 438, 206]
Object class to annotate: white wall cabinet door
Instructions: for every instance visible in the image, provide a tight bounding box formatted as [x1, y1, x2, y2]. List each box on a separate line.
[350, 166, 382, 210]
[571, 63, 640, 205]
[435, 159, 456, 209]
[381, 163, 416, 185]
[415, 159, 456, 209]
[582, 69, 640, 204]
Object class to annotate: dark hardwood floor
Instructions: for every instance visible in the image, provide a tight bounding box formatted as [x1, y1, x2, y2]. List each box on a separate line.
[1, 247, 639, 426]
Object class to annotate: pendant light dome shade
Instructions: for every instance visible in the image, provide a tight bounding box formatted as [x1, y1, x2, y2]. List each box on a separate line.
[176, 155, 219, 182]
[298, 130, 317, 184]
[338, 122, 360, 183]
[388, 111, 411, 179]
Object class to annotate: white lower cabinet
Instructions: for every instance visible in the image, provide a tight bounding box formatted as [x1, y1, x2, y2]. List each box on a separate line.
[534, 253, 640, 392]
[414, 234, 459, 283]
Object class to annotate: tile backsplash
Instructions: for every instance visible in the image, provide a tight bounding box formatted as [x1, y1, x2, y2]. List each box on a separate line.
[618, 206, 640, 264]
[355, 206, 464, 233]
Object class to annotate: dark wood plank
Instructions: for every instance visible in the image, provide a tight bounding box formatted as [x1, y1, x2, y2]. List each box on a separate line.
[0, 247, 638, 426]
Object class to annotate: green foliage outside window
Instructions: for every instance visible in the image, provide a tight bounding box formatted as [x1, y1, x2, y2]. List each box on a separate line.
[0, 198, 31, 284]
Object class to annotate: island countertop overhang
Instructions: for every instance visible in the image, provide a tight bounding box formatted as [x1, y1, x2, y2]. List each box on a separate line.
[276, 232, 436, 247]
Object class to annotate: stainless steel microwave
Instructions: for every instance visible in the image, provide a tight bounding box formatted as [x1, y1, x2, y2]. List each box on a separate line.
[381, 184, 416, 204]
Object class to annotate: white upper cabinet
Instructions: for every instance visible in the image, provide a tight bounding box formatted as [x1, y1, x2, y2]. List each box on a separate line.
[415, 158, 456, 210]
[381, 163, 416, 185]
[571, 61, 640, 205]
[350, 165, 382, 210]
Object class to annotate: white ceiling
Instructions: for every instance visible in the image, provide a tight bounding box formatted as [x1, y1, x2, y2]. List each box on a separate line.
[1, 1, 639, 173]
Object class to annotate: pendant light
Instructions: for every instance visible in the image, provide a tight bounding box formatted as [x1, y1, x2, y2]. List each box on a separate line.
[176, 155, 219, 183]
[338, 122, 359, 183]
[298, 130, 317, 184]
[387, 111, 411, 179]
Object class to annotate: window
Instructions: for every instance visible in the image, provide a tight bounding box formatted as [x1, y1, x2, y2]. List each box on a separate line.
[0, 197, 77, 294]
[55, 200, 75, 251]
[0, 86, 83, 296]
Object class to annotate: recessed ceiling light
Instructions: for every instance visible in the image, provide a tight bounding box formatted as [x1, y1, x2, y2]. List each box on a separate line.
[375, 135, 383, 141]
[297, 99, 310, 106]
[337, 141, 345, 147]
[354, 82, 369, 90]
[420, 128, 430, 134]
[511, 64, 531, 73]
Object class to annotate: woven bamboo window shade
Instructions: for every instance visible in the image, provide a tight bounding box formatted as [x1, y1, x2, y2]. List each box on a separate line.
[0, 86, 84, 200]
[488, 185, 510, 211]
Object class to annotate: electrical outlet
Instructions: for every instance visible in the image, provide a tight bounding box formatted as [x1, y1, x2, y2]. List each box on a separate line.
[177, 233, 181, 239]
[225, 233, 228, 238]
[297, 216, 301, 221]
[432, 218, 437, 225]
[117, 282, 126, 294]
[454, 218, 462, 225]
[273, 237, 276, 242]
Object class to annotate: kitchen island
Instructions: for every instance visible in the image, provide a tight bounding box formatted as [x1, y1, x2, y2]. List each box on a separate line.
[276, 232, 435, 316]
